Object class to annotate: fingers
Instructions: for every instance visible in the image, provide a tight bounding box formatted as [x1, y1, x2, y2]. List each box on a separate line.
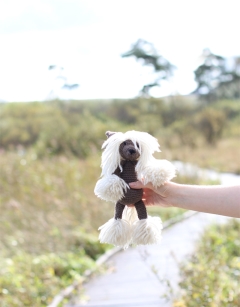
[129, 182, 166, 207]
[129, 181, 143, 189]
[129, 181, 154, 190]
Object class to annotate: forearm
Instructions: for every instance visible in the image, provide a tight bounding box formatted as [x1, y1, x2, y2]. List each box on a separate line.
[168, 182, 240, 218]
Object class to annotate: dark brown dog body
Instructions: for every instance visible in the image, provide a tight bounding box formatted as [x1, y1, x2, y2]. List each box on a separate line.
[114, 160, 143, 205]
[113, 140, 147, 220]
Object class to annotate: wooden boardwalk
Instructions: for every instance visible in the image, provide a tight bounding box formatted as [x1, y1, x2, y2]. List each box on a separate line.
[66, 212, 231, 307]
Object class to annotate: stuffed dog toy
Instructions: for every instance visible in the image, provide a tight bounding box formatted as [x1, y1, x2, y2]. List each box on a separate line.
[94, 130, 175, 248]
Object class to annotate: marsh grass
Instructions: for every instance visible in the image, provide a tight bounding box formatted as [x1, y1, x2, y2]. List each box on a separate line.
[174, 220, 240, 307]
[1, 153, 100, 253]
[166, 138, 240, 174]
[0, 153, 110, 306]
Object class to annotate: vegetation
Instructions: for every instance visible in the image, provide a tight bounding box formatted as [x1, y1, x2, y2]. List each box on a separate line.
[0, 153, 108, 307]
[121, 40, 240, 100]
[193, 49, 240, 101]
[122, 39, 175, 96]
[1, 98, 239, 171]
[175, 220, 240, 307]
[0, 150, 207, 307]
[0, 97, 239, 306]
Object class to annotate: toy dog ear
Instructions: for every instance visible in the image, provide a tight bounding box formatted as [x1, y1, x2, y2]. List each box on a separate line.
[105, 131, 116, 138]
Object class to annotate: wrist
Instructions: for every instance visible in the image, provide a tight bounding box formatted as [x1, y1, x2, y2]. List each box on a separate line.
[163, 181, 182, 208]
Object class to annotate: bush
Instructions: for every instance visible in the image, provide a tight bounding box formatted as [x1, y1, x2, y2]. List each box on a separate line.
[0, 250, 96, 307]
[0, 103, 56, 148]
[176, 220, 240, 307]
[1, 99, 239, 156]
[195, 107, 226, 144]
[35, 110, 108, 158]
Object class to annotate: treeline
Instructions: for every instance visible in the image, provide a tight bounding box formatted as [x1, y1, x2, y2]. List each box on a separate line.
[122, 40, 240, 100]
[0, 98, 240, 157]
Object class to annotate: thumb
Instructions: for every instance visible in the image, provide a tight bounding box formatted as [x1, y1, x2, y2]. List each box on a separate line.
[129, 181, 154, 189]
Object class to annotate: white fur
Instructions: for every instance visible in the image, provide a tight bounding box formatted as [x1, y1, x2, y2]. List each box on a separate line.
[98, 130, 175, 188]
[98, 218, 131, 248]
[94, 174, 129, 203]
[139, 159, 176, 188]
[132, 216, 163, 245]
[101, 131, 161, 176]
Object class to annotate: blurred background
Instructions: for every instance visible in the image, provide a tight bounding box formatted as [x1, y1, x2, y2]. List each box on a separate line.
[0, 1, 239, 306]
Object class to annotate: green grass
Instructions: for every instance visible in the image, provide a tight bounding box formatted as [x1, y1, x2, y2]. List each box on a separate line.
[0, 250, 96, 307]
[0, 153, 108, 306]
[174, 220, 240, 307]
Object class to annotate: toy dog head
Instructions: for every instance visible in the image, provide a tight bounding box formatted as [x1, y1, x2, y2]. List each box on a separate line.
[119, 140, 140, 161]
[101, 131, 161, 176]
[106, 131, 140, 161]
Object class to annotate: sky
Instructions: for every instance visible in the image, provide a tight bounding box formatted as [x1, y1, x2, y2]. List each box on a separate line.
[0, 0, 239, 102]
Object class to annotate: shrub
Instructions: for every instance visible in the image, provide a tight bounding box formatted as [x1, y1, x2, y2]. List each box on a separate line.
[0, 103, 56, 148]
[195, 107, 226, 144]
[0, 250, 96, 307]
[176, 220, 240, 307]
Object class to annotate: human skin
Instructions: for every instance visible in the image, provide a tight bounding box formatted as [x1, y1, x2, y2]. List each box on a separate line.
[129, 181, 240, 218]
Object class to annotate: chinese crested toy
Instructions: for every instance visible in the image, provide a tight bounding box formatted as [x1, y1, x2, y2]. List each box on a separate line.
[94, 130, 175, 248]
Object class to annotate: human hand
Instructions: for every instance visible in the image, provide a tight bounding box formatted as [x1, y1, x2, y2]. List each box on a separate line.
[129, 181, 174, 207]
[130, 181, 240, 218]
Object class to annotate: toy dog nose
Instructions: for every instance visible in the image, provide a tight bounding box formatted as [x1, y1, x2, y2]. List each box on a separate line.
[129, 149, 136, 155]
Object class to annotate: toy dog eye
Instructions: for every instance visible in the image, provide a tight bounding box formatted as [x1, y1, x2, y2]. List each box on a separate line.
[136, 143, 140, 148]
[123, 141, 127, 145]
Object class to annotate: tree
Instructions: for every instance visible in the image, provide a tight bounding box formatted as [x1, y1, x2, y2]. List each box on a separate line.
[122, 39, 175, 96]
[193, 49, 240, 101]
[193, 49, 226, 101]
[217, 56, 240, 99]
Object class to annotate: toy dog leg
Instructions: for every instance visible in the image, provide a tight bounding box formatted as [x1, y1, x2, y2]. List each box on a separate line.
[115, 201, 125, 219]
[98, 201, 131, 248]
[134, 200, 147, 219]
[132, 200, 162, 245]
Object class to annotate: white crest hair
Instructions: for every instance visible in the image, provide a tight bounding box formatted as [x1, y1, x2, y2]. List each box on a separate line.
[101, 130, 161, 176]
